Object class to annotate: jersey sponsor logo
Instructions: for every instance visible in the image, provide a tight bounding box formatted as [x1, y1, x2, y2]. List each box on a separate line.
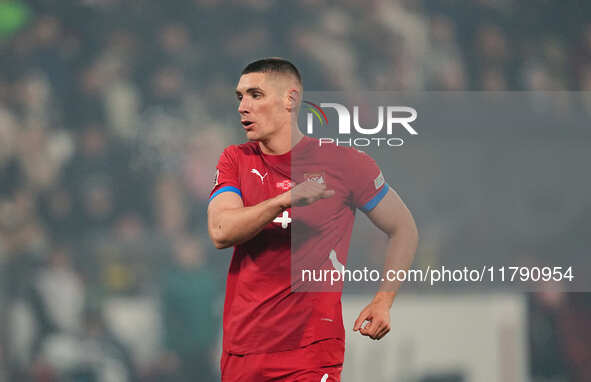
[305, 172, 326, 185]
[276, 179, 295, 191]
[321, 374, 329, 382]
[250, 168, 268, 184]
[374, 171, 385, 189]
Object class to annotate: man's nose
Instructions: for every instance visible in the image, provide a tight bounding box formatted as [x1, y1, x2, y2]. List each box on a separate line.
[238, 99, 249, 114]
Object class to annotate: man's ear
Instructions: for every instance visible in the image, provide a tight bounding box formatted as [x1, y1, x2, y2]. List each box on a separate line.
[286, 88, 300, 112]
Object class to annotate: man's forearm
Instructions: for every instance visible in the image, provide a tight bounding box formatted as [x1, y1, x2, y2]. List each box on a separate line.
[374, 226, 418, 307]
[209, 180, 333, 249]
[209, 194, 288, 249]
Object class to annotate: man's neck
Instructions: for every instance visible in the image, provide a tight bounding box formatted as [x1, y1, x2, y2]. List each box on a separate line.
[258, 125, 304, 155]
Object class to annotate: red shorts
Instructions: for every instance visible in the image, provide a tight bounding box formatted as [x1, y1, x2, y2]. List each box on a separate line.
[220, 338, 345, 381]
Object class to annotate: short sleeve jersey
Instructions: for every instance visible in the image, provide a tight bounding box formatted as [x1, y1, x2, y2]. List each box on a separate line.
[209, 136, 389, 355]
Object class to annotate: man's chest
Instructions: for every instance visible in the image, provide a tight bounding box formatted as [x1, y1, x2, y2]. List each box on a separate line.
[237, 157, 353, 232]
[239, 161, 293, 204]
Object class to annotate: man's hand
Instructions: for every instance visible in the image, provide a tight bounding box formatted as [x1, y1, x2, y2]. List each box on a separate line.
[277, 180, 335, 208]
[353, 297, 392, 340]
[352, 187, 417, 341]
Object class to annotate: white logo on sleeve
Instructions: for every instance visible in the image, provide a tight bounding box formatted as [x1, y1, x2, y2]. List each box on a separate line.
[321, 374, 329, 382]
[250, 168, 268, 183]
[213, 169, 219, 188]
[374, 171, 385, 189]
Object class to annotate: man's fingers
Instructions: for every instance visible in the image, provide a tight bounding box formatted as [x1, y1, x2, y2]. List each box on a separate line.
[354, 303, 391, 339]
[353, 311, 369, 331]
[291, 183, 334, 205]
[376, 326, 391, 340]
[309, 189, 334, 203]
[353, 318, 364, 332]
[364, 320, 383, 339]
[374, 322, 391, 340]
[360, 320, 372, 335]
[360, 318, 390, 339]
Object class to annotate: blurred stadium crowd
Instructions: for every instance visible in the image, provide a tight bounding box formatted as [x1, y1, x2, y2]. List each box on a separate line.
[1, 0, 591, 381]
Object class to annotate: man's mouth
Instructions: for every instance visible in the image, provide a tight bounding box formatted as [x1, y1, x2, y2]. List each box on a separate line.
[242, 120, 255, 130]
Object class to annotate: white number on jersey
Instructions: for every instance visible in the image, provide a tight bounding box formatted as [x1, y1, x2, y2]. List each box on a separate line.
[273, 210, 292, 229]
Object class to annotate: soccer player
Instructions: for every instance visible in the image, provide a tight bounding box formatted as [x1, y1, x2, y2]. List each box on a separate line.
[208, 58, 418, 381]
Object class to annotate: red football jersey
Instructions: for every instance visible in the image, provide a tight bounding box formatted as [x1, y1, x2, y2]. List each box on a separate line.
[209, 136, 388, 355]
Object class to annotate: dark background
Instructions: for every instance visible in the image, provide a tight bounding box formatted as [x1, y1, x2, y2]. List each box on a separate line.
[1, 0, 590, 381]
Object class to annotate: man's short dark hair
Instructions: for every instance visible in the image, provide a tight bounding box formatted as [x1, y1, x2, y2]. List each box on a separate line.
[241, 57, 302, 85]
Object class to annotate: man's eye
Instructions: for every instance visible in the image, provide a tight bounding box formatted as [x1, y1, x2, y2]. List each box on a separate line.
[253, 93, 261, 99]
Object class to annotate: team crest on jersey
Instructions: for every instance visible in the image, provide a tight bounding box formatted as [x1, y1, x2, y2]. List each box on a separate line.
[304, 172, 326, 185]
[276, 179, 295, 191]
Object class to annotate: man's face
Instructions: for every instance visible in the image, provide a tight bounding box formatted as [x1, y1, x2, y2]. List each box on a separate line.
[235, 72, 289, 141]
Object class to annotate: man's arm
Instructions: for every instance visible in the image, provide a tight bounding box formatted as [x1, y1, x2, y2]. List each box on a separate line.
[207, 181, 334, 249]
[207, 191, 286, 249]
[353, 188, 418, 340]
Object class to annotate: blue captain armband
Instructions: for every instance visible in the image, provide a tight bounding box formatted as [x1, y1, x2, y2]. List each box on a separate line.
[360, 183, 389, 213]
[209, 186, 242, 202]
